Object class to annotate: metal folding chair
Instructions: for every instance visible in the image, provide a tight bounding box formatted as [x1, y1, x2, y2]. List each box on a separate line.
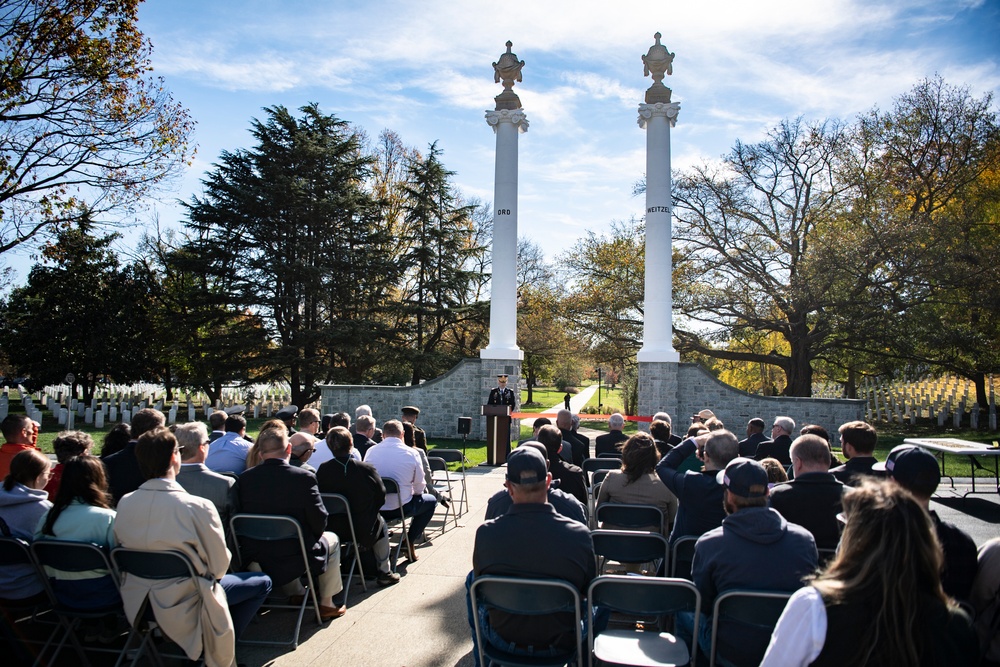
[428, 448, 468, 516]
[380, 478, 410, 572]
[229, 514, 323, 648]
[709, 590, 792, 667]
[31, 540, 124, 666]
[428, 456, 459, 535]
[591, 529, 669, 576]
[583, 457, 622, 480]
[470, 575, 582, 667]
[588, 574, 702, 667]
[320, 494, 367, 605]
[670, 535, 699, 580]
[110, 547, 205, 667]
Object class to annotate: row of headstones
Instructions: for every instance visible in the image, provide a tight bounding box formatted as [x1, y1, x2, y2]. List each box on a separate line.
[860, 375, 985, 407]
[1, 392, 291, 432]
[39, 383, 293, 407]
[865, 390, 998, 431]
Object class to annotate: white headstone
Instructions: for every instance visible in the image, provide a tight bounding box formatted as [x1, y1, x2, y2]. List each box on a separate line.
[67, 409, 75, 430]
[95, 411, 105, 428]
[168, 407, 177, 424]
[85, 407, 93, 424]
[110, 406, 118, 422]
[58, 408, 67, 425]
[121, 408, 131, 423]
[188, 406, 196, 422]
[253, 404, 260, 419]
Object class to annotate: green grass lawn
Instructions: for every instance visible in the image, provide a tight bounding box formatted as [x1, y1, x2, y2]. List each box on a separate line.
[519, 387, 572, 412]
[583, 385, 624, 412]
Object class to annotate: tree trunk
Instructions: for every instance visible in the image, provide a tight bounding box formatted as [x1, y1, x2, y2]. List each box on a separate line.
[973, 371, 988, 421]
[783, 333, 814, 397]
[844, 366, 858, 399]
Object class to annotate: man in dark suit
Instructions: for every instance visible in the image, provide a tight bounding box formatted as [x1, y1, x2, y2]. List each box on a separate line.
[352, 414, 379, 459]
[487, 374, 516, 407]
[653, 412, 684, 447]
[536, 424, 587, 505]
[175, 421, 238, 528]
[595, 413, 628, 456]
[753, 415, 794, 466]
[738, 418, 768, 458]
[237, 425, 346, 619]
[316, 427, 400, 586]
[767, 434, 845, 551]
[105, 407, 166, 505]
[556, 409, 589, 466]
[208, 410, 228, 443]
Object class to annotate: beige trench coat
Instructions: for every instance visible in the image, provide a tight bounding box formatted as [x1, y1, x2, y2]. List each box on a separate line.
[114, 478, 236, 667]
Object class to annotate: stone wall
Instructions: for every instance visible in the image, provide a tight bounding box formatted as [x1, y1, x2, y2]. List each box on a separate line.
[640, 362, 866, 446]
[319, 357, 522, 441]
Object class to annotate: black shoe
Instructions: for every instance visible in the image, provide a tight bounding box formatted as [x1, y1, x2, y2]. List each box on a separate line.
[377, 571, 401, 586]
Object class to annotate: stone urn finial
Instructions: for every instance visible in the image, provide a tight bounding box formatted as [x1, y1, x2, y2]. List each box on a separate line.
[492, 40, 525, 110]
[642, 32, 674, 104]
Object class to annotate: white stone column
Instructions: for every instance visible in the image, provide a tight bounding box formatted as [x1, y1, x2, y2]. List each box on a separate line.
[481, 108, 527, 361]
[637, 101, 681, 362]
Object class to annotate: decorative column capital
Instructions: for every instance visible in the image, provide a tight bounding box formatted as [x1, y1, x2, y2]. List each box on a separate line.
[486, 109, 529, 134]
[637, 102, 681, 129]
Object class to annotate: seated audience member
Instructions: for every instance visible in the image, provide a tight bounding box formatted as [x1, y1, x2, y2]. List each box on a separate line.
[205, 413, 253, 474]
[105, 408, 166, 504]
[237, 426, 346, 619]
[649, 419, 675, 458]
[692, 408, 715, 425]
[652, 412, 683, 447]
[175, 422, 238, 528]
[517, 417, 551, 447]
[799, 423, 842, 468]
[315, 426, 400, 586]
[0, 449, 52, 601]
[879, 444, 978, 602]
[44, 430, 93, 498]
[656, 429, 739, 544]
[354, 405, 383, 442]
[207, 410, 228, 443]
[685, 457, 817, 662]
[596, 432, 677, 535]
[245, 419, 287, 470]
[759, 457, 789, 484]
[352, 414, 379, 459]
[738, 418, 768, 458]
[830, 420, 882, 486]
[100, 423, 131, 459]
[760, 480, 977, 667]
[363, 420, 436, 562]
[595, 413, 629, 457]
[35, 456, 120, 639]
[289, 432, 318, 472]
[467, 446, 596, 667]
[754, 415, 795, 466]
[971, 537, 1000, 665]
[115, 427, 271, 665]
[400, 406, 427, 452]
[301, 408, 332, 466]
[535, 424, 588, 505]
[485, 442, 586, 524]
[556, 409, 589, 466]
[768, 435, 845, 551]
[0, 414, 41, 480]
[403, 421, 449, 512]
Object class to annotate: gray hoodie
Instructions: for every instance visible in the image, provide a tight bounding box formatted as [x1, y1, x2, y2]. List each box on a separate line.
[0, 482, 51, 599]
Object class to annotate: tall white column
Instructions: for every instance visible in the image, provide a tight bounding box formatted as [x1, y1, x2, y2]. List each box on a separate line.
[481, 41, 526, 361]
[481, 109, 527, 360]
[637, 101, 680, 362]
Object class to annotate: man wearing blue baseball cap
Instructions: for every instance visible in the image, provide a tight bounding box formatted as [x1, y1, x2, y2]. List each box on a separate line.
[683, 457, 817, 665]
[466, 446, 595, 667]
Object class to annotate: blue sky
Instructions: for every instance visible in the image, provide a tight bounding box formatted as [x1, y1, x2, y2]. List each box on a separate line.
[6, 0, 1000, 282]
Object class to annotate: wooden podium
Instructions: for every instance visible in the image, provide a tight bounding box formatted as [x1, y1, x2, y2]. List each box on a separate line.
[482, 404, 512, 466]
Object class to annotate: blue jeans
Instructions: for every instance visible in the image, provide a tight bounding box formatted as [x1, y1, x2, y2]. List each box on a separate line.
[221, 572, 272, 638]
[382, 493, 436, 543]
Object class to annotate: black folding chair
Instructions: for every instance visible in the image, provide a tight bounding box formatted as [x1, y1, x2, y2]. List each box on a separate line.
[380, 478, 410, 572]
[591, 529, 669, 576]
[709, 590, 792, 667]
[31, 540, 124, 666]
[110, 547, 204, 667]
[229, 514, 323, 648]
[0, 536, 53, 664]
[428, 448, 469, 516]
[588, 574, 702, 667]
[320, 493, 367, 605]
[671, 535, 699, 580]
[470, 575, 582, 667]
[595, 503, 665, 533]
[428, 456, 459, 535]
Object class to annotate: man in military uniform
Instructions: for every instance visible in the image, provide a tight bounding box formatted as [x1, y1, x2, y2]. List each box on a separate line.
[400, 406, 427, 452]
[487, 375, 516, 408]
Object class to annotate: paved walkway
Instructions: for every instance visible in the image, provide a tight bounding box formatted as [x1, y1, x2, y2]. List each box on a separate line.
[519, 384, 599, 431]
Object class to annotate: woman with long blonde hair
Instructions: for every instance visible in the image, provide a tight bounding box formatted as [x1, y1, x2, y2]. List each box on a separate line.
[760, 479, 977, 666]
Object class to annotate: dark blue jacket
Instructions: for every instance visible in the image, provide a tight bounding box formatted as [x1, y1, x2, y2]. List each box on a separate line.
[656, 438, 726, 544]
